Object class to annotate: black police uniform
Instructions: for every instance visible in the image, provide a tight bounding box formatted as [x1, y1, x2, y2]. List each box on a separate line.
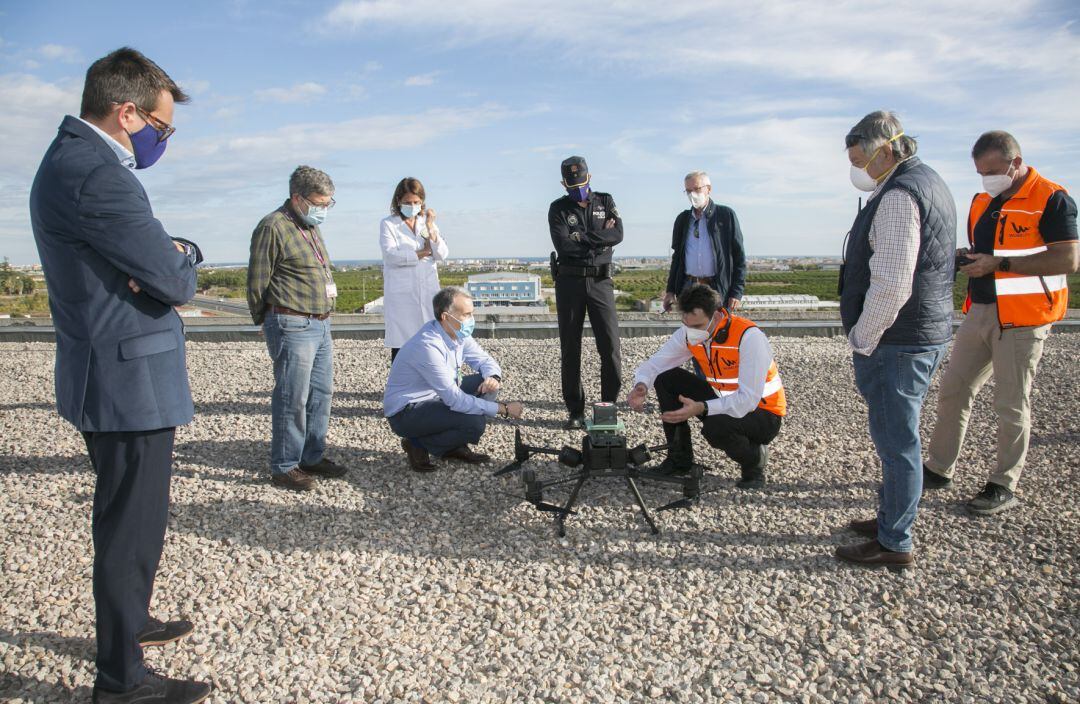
[548, 190, 623, 420]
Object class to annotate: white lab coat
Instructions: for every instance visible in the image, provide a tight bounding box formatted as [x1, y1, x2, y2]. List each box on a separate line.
[380, 213, 449, 348]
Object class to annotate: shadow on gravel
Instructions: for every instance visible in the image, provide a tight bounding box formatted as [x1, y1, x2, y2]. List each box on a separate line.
[0, 672, 92, 703]
[0, 629, 94, 662]
[0, 453, 89, 475]
[0, 402, 55, 412]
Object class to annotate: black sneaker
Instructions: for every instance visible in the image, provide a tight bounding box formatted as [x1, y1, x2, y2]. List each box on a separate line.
[92, 670, 211, 703]
[137, 617, 194, 647]
[967, 482, 1018, 516]
[736, 445, 767, 490]
[656, 457, 691, 476]
[563, 415, 585, 431]
[736, 469, 766, 490]
[299, 457, 348, 478]
[923, 464, 953, 490]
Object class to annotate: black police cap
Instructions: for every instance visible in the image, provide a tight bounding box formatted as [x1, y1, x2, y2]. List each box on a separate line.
[561, 156, 589, 186]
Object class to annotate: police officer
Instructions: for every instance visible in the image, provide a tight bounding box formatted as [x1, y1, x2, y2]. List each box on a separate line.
[548, 156, 624, 429]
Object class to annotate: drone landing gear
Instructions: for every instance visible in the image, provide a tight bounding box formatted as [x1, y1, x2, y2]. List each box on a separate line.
[504, 428, 702, 536]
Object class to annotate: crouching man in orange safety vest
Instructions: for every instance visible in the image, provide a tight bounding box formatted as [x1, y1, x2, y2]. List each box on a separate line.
[626, 284, 786, 489]
[924, 130, 1078, 516]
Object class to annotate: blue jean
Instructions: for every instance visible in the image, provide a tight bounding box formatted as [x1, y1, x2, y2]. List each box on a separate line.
[852, 342, 945, 552]
[264, 313, 333, 475]
[387, 374, 497, 457]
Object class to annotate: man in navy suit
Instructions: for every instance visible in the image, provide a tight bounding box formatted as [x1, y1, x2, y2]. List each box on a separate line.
[29, 48, 210, 704]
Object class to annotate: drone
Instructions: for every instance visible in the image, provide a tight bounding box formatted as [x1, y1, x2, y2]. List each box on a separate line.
[493, 402, 703, 536]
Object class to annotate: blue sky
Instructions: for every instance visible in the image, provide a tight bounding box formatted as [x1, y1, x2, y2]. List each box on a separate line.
[1, 0, 1078, 265]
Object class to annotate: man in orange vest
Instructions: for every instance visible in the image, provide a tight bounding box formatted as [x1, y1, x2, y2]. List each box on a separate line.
[626, 284, 785, 488]
[924, 131, 1078, 515]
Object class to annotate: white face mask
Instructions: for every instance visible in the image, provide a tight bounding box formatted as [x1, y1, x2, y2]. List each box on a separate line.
[982, 167, 1015, 198]
[684, 325, 710, 345]
[400, 203, 422, 219]
[687, 190, 709, 209]
[849, 163, 878, 192]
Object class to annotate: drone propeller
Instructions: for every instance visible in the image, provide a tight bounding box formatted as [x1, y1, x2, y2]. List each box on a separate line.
[657, 496, 697, 512]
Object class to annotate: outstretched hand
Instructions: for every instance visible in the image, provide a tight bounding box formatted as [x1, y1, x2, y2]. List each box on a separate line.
[660, 395, 705, 423]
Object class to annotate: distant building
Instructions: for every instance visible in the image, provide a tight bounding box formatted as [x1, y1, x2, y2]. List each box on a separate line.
[466, 272, 543, 307]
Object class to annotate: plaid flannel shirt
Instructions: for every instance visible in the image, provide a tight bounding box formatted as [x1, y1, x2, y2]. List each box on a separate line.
[247, 201, 335, 324]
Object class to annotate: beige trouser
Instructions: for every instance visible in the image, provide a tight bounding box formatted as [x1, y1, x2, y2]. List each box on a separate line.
[925, 303, 1050, 491]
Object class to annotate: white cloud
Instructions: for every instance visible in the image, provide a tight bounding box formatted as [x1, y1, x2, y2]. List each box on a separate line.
[404, 71, 440, 87]
[321, 0, 1080, 99]
[0, 73, 82, 263]
[254, 81, 327, 103]
[37, 44, 80, 63]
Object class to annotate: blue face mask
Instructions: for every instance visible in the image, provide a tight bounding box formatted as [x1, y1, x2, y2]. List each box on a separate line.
[449, 313, 475, 340]
[567, 184, 590, 202]
[128, 122, 168, 169]
[298, 195, 326, 225]
[400, 203, 422, 219]
[300, 205, 327, 226]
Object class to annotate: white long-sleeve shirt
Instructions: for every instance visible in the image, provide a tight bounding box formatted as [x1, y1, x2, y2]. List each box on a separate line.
[848, 181, 922, 356]
[632, 325, 775, 418]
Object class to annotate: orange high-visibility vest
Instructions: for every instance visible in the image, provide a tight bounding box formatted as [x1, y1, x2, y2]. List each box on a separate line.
[965, 167, 1069, 328]
[687, 312, 786, 417]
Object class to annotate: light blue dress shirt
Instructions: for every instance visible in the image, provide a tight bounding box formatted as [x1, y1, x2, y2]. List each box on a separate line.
[77, 117, 137, 170]
[383, 319, 502, 417]
[684, 204, 716, 278]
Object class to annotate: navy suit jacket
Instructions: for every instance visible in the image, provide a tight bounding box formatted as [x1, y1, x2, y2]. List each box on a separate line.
[29, 116, 198, 432]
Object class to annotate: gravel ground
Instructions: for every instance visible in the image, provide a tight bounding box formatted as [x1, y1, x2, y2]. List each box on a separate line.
[0, 334, 1077, 703]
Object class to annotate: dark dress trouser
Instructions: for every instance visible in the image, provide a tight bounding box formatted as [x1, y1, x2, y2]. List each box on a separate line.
[654, 368, 781, 470]
[555, 274, 622, 417]
[387, 374, 498, 457]
[82, 427, 175, 693]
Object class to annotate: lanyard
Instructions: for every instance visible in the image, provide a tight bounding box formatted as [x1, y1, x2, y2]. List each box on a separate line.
[286, 208, 332, 281]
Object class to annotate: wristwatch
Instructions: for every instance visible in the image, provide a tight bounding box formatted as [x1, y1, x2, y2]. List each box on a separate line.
[698, 402, 709, 418]
[997, 257, 1011, 272]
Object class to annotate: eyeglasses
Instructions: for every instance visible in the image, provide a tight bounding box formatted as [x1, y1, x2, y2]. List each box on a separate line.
[684, 185, 709, 195]
[301, 193, 336, 209]
[133, 105, 176, 143]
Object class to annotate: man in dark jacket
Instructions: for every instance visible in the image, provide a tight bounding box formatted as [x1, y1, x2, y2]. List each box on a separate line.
[29, 48, 210, 703]
[548, 156, 623, 429]
[663, 171, 746, 312]
[835, 110, 955, 570]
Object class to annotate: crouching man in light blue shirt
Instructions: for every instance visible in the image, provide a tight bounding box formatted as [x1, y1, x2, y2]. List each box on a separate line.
[384, 286, 525, 471]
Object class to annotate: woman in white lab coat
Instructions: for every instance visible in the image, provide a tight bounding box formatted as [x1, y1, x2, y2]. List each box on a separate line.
[380, 177, 449, 360]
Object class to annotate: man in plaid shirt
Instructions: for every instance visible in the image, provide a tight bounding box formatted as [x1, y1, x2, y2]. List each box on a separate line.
[247, 165, 348, 491]
[835, 111, 956, 569]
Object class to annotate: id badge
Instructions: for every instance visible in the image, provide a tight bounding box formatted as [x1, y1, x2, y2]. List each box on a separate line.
[326, 282, 338, 298]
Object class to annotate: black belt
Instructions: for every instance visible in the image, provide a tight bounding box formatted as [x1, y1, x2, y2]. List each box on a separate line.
[559, 264, 610, 278]
[687, 275, 715, 286]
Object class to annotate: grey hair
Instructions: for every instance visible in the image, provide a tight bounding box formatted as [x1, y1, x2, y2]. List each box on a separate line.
[684, 170, 711, 186]
[845, 110, 918, 161]
[289, 165, 335, 198]
[972, 130, 1022, 161]
[433, 286, 470, 321]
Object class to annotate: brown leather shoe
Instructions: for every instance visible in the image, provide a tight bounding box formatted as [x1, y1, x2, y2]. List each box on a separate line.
[848, 518, 878, 538]
[442, 445, 490, 464]
[299, 457, 348, 478]
[271, 467, 314, 491]
[835, 539, 914, 569]
[401, 438, 436, 472]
